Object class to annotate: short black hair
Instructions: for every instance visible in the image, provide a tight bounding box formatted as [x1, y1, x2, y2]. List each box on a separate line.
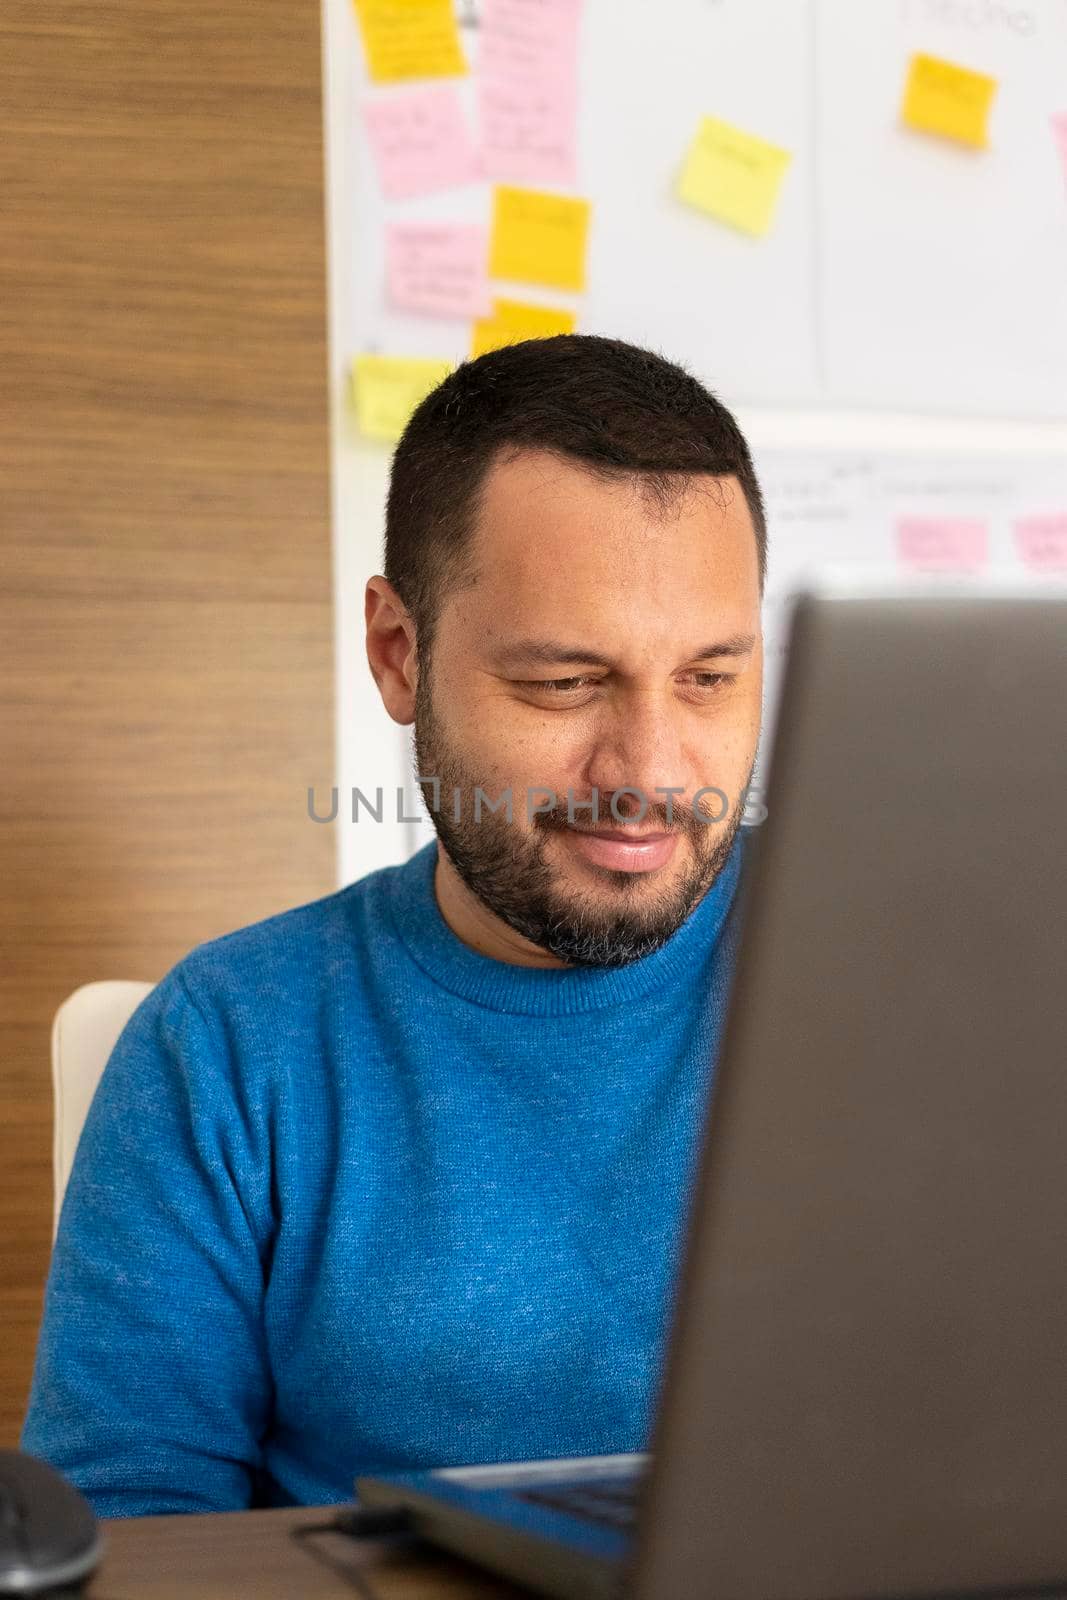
[384, 333, 766, 663]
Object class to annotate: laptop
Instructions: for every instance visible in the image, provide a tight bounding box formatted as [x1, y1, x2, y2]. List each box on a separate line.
[356, 577, 1067, 1600]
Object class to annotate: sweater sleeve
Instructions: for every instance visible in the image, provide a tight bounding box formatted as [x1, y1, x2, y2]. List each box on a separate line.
[20, 965, 275, 1517]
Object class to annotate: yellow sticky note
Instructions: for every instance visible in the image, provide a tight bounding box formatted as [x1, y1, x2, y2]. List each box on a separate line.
[489, 186, 591, 293]
[901, 53, 997, 148]
[471, 299, 577, 359]
[677, 117, 792, 237]
[351, 355, 453, 442]
[352, 0, 467, 84]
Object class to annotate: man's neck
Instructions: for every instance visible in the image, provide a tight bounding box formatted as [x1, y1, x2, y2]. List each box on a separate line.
[432, 846, 571, 970]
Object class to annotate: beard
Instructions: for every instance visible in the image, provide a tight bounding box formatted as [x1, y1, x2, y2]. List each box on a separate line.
[412, 666, 751, 969]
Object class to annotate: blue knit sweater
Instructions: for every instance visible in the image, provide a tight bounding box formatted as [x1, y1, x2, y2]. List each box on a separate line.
[21, 831, 750, 1517]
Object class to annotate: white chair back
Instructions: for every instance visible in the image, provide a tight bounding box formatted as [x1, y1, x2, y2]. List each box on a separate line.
[50, 981, 154, 1241]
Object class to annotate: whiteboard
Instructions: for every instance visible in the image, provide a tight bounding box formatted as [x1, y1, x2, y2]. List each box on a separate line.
[819, 0, 1067, 417]
[751, 445, 1067, 790]
[339, 0, 1067, 418]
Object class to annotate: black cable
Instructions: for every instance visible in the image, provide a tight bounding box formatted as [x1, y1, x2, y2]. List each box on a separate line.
[290, 1504, 414, 1599]
[295, 1505, 414, 1538]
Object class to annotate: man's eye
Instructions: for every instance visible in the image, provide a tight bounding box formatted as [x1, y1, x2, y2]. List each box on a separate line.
[526, 677, 591, 693]
[522, 673, 734, 694]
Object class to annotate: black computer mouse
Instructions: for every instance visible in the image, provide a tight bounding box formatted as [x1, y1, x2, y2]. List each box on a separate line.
[0, 1450, 103, 1596]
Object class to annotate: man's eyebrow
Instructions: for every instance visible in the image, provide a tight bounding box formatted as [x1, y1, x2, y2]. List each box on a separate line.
[493, 634, 758, 669]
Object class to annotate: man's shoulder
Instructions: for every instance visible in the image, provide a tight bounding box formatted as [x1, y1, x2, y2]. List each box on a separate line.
[172, 850, 421, 1007]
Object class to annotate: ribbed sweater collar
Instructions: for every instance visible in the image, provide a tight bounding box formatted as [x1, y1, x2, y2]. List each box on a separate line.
[382, 828, 748, 1017]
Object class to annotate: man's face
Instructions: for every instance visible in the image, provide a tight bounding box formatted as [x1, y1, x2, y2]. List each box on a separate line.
[413, 447, 763, 967]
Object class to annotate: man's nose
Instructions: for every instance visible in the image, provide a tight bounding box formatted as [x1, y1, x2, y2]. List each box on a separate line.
[583, 693, 686, 821]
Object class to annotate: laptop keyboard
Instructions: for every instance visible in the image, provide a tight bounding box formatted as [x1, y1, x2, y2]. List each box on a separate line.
[516, 1474, 646, 1531]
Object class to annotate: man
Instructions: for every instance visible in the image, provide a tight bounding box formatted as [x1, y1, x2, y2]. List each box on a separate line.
[21, 334, 766, 1516]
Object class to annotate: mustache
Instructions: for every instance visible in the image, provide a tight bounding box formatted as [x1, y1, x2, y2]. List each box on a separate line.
[413, 777, 734, 829]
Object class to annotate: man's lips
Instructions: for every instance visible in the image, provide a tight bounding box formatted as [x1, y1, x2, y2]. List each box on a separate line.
[561, 824, 680, 873]
[566, 827, 672, 841]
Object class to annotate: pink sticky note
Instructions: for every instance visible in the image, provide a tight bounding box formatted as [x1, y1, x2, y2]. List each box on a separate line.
[476, 0, 582, 186]
[479, 0, 583, 83]
[363, 87, 479, 200]
[897, 518, 988, 572]
[1053, 114, 1067, 189]
[386, 223, 492, 319]
[478, 75, 579, 187]
[1015, 514, 1067, 571]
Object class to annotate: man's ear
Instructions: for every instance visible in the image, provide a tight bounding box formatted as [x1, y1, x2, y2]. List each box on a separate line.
[365, 576, 417, 726]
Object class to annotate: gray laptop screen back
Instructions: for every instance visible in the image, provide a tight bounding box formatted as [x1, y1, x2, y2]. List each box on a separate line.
[630, 591, 1067, 1600]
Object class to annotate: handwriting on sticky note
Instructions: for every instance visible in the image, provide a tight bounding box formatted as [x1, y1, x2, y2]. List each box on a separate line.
[479, 73, 579, 189]
[386, 224, 491, 320]
[480, 0, 583, 81]
[352, 356, 453, 443]
[676, 117, 791, 237]
[489, 186, 591, 292]
[471, 297, 577, 358]
[1015, 515, 1067, 571]
[364, 88, 478, 200]
[477, 0, 582, 187]
[901, 53, 997, 148]
[352, 0, 467, 84]
[897, 518, 988, 572]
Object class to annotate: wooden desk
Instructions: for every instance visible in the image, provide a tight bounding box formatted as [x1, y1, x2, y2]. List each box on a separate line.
[90, 1505, 532, 1599]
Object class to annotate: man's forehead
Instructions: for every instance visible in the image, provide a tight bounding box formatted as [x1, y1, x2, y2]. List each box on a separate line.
[468, 450, 753, 576]
[434, 448, 761, 658]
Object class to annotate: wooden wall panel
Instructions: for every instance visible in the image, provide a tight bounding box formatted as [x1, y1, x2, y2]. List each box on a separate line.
[0, 1, 335, 1444]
